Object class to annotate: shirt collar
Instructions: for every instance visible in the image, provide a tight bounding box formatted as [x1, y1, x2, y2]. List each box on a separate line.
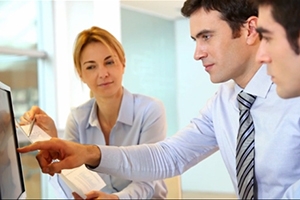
[118, 88, 134, 125]
[88, 100, 98, 128]
[234, 65, 273, 99]
[87, 88, 134, 128]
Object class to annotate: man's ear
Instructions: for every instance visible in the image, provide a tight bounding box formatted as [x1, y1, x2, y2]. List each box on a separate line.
[246, 16, 259, 45]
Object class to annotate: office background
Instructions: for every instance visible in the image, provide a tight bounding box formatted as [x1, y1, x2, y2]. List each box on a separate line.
[0, 0, 234, 198]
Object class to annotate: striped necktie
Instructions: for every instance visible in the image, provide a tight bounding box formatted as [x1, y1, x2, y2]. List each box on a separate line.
[236, 91, 257, 199]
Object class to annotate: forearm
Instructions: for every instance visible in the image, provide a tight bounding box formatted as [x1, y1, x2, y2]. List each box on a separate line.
[94, 143, 182, 181]
[85, 145, 101, 167]
[93, 124, 218, 181]
[91, 143, 170, 181]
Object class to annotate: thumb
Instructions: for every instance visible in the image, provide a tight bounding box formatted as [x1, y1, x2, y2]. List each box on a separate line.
[72, 192, 83, 199]
[47, 157, 79, 174]
[85, 191, 100, 199]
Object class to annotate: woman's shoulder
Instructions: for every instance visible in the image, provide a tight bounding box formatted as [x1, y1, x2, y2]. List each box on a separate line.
[70, 98, 95, 115]
[134, 93, 161, 102]
[130, 93, 165, 112]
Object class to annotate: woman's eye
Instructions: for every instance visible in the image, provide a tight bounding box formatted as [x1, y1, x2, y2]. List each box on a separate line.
[86, 65, 96, 70]
[106, 60, 115, 66]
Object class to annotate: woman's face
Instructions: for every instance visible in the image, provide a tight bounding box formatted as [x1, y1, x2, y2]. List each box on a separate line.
[79, 42, 125, 98]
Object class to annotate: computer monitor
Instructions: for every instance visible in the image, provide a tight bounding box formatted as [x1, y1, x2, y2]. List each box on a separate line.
[0, 81, 26, 199]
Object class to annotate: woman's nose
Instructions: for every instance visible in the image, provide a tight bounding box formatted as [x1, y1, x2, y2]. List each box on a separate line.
[98, 66, 109, 78]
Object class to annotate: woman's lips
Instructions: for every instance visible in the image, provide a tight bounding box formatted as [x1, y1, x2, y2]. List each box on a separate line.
[98, 81, 113, 87]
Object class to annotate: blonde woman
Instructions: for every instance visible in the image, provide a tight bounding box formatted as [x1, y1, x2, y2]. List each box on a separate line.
[21, 26, 167, 199]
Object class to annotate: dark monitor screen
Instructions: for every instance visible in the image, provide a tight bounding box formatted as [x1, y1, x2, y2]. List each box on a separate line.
[0, 81, 26, 199]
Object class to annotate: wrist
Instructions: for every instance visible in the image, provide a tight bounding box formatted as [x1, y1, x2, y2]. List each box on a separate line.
[85, 145, 101, 168]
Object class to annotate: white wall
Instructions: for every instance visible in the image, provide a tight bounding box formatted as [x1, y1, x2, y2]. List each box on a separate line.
[120, 8, 177, 138]
[174, 18, 235, 194]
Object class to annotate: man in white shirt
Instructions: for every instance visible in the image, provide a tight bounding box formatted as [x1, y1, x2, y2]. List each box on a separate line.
[18, 0, 300, 199]
[255, 0, 300, 99]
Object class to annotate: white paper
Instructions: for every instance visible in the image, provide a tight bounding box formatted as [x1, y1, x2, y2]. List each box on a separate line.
[59, 165, 106, 198]
[19, 124, 51, 143]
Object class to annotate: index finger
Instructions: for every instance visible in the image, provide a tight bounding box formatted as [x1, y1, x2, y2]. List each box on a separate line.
[17, 140, 54, 153]
[17, 138, 63, 153]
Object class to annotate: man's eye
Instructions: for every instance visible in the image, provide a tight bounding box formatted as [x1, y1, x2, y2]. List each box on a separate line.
[258, 32, 270, 42]
[258, 32, 263, 41]
[202, 35, 211, 41]
[261, 36, 270, 43]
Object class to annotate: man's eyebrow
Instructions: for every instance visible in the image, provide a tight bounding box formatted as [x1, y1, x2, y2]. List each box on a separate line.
[191, 29, 214, 40]
[256, 27, 271, 34]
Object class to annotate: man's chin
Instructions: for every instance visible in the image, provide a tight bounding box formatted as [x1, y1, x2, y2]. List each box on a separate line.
[276, 87, 299, 99]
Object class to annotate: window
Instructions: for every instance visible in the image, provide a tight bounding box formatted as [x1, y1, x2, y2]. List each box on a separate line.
[0, 1, 47, 198]
[0, 0, 45, 119]
[0, 56, 39, 119]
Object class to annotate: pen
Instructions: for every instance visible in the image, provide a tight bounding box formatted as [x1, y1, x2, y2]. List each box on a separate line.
[28, 115, 36, 136]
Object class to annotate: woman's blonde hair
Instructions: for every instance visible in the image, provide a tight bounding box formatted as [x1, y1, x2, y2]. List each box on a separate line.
[73, 26, 125, 98]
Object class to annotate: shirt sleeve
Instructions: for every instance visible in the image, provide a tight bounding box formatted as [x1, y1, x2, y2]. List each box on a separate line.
[92, 96, 219, 182]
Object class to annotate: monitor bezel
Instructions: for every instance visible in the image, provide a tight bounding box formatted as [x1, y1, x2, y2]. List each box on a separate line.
[0, 81, 26, 199]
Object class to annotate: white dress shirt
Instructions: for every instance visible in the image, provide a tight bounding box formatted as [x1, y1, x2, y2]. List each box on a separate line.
[94, 65, 300, 199]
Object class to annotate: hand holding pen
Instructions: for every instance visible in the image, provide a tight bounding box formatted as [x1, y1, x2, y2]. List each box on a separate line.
[19, 106, 58, 137]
